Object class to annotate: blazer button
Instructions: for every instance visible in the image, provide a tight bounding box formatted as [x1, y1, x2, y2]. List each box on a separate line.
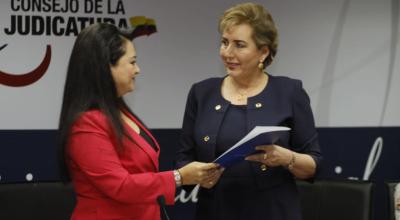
[260, 164, 268, 171]
[255, 103, 262, 108]
[215, 105, 222, 111]
[203, 136, 210, 142]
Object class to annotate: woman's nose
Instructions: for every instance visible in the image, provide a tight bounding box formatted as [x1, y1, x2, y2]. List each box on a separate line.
[134, 64, 140, 75]
[222, 45, 234, 57]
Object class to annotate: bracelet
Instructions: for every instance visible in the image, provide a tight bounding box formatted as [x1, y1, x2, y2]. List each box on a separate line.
[287, 153, 296, 170]
[173, 170, 182, 187]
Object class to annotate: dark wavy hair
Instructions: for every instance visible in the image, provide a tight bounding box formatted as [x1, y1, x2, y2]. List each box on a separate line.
[58, 23, 137, 180]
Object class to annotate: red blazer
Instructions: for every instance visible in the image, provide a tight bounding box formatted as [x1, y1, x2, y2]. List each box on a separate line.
[67, 110, 175, 220]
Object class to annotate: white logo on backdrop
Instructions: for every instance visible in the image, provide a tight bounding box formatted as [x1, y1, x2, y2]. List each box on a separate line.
[362, 137, 383, 180]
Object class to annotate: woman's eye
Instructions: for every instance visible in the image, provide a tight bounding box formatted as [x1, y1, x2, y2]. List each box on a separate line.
[221, 40, 228, 46]
[236, 43, 245, 48]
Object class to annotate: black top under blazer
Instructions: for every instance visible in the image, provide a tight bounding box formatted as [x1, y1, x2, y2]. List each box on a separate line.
[175, 75, 322, 220]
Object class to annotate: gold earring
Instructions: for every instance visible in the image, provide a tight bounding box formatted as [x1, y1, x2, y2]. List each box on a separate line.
[258, 61, 264, 70]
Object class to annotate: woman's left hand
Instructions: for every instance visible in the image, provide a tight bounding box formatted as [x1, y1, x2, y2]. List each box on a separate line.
[245, 145, 292, 167]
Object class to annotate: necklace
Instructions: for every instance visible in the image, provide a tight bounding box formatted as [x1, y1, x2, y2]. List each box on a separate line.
[230, 74, 268, 102]
[236, 90, 248, 101]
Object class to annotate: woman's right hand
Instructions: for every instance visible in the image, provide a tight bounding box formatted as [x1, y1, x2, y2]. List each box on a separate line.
[178, 162, 219, 185]
[200, 167, 224, 189]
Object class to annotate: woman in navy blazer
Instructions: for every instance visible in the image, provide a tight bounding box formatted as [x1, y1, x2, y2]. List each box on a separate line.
[176, 3, 322, 220]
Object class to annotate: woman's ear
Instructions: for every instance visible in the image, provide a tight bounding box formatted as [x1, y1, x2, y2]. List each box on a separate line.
[110, 64, 117, 79]
[260, 46, 270, 62]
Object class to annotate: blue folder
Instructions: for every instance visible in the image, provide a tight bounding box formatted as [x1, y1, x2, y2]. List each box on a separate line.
[214, 126, 290, 167]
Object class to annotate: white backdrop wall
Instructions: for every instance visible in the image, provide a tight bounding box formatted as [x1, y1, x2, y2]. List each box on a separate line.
[1, 0, 399, 129]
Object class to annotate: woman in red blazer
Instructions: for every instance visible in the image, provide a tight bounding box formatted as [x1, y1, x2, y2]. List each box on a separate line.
[58, 23, 220, 220]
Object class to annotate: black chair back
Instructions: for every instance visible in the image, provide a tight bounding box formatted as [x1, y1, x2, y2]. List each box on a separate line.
[386, 181, 400, 220]
[0, 182, 75, 220]
[297, 180, 374, 220]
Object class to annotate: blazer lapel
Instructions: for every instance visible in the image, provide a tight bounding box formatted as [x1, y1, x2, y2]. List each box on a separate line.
[200, 77, 230, 161]
[122, 110, 160, 170]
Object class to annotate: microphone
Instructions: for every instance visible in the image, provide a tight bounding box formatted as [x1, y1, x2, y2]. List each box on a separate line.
[157, 195, 170, 220]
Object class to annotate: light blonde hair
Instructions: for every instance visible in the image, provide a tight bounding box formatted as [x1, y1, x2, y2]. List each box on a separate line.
[219, 2, 278, 68]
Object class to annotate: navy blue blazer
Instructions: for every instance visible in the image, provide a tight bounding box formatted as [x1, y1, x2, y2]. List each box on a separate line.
[175, 75, 322, 219]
